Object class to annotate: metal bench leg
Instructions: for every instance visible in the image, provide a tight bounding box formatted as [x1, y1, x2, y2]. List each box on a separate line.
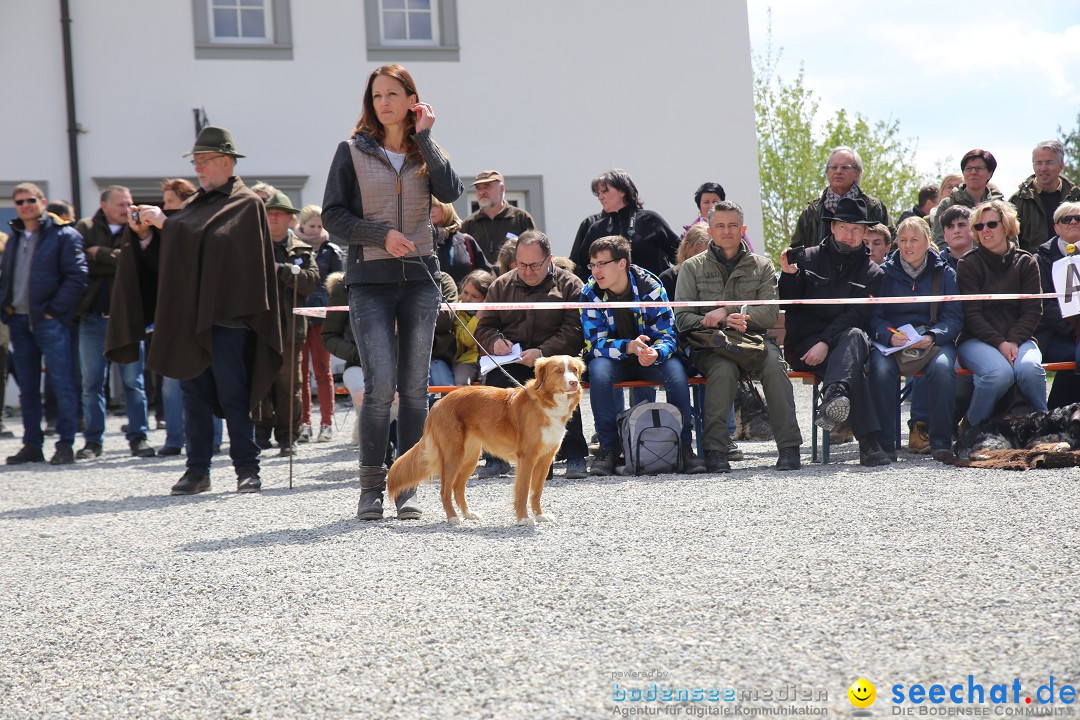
[692, 383, 705, 457]
[811, 382, 819, 463]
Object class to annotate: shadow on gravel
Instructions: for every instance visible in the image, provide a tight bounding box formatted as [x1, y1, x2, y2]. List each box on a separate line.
[179, 517, 359, 552]
[178, 512, 541, 552]
[0, 479, 349, 521]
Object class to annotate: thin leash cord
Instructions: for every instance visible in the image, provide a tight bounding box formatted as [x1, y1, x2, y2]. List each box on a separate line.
[400, 252, 526, 390]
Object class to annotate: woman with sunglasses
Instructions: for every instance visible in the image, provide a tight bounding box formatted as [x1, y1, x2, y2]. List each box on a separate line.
[1034, 201, 1080, 408]
[955, 200, 1046, 428]
[322, 64, 463, 520]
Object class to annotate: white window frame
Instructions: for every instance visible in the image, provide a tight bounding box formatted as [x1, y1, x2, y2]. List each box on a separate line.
[209, 0, 274, 45]
[378, 0, 439, 47]
[364, 0, 458, 62]
[192, 0, 293, 60]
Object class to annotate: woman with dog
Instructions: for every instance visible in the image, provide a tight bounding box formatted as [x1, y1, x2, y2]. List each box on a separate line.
[867, 217, 962, 462]
[322, 64, 463, 520]
[956, 200, 1047, 429]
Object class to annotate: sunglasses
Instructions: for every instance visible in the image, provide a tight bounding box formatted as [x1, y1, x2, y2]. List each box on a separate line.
[14, 197, 39, 206]
[1058, 215, 1080, 225]
[972, 221, 1001, 231]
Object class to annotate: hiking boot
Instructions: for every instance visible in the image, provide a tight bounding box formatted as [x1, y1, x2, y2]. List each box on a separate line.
[932, 447, 955, 463]
[7, 445, 45, 465]
[775, 446, 801, 471]
[680, 444, 707, 474]
[704, 449, 731, 473]
[170, 468, 211, 495]
[130, 438, 156, 458]
[727, 442, 744, 461]
[297, 424, 312, 443]
[157, 446, 182, 457]
[477, 457, 511, 478]
[316, 425, 333, 443]
[564, 458, 588, 479]
[589, 450, 617, 476]
[395, 486, 422, 520]
[816, 383, 850, 430]
[50, 443, 75, 465]
[236, 467, 262, 493]
[76, 442, 103, 460]
[859, 437, 892, 467]
[908, 421, 931, 454]
[356, 465, 386, 520]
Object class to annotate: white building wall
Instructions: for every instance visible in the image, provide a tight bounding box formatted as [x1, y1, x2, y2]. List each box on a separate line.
[2, 0, 762, 255]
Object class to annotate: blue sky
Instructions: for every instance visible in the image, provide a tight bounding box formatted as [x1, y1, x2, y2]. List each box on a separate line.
[746, 0, 1080, 202]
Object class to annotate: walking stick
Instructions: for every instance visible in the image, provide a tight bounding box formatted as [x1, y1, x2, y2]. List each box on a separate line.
[288, 263, 300, 489]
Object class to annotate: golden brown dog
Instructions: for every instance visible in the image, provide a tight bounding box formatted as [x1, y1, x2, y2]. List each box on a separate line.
[387, 355, 585, 526]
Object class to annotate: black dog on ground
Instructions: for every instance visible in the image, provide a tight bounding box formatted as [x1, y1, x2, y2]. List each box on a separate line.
[955, 403, 1080, 460]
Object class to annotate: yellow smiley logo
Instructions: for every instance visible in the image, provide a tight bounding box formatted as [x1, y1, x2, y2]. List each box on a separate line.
[848, 678, 876, 708]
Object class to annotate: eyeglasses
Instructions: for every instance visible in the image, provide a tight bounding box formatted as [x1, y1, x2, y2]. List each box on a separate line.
[972, 221, 1001, 231]
[826, 164, 857, 173]
[586, 259, 618, 271]
[14, 197, 39, 206]
[1034, 160, 1061, 168]
[517, 257, 549, 272]
[190, 154, 226, 167]
[963, 165, 989, 173]
[1058, 215, 1080, 225]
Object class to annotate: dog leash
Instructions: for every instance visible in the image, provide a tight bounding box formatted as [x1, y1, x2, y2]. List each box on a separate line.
[402, 253, 527, 390]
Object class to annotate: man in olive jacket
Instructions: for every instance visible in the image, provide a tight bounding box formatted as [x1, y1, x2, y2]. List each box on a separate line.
[1009, 140, 1080, 254]
[675, 201, 802, 473]
[255, 191, 319, 455]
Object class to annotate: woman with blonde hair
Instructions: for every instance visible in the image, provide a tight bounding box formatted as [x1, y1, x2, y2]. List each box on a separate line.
[431, 196, 490, 283]
[658, 222, 710, 300]
[956, 199, 1046, 427]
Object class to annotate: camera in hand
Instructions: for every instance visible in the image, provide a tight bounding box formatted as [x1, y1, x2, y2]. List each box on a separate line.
[130, 208, 141, 225]
[786, 245, 807, 267]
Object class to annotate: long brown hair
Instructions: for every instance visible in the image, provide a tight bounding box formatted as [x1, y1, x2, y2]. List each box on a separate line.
[352, 64, 420, 157]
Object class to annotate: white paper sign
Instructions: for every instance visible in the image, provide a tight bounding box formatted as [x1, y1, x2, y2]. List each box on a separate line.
[1052, 255, 1080, 318]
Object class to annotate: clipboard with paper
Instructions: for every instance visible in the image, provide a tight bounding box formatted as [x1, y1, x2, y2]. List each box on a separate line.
[871, 324, 924, 356]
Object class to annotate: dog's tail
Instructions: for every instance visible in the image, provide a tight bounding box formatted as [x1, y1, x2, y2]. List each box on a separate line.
[387, 434, 433, 503]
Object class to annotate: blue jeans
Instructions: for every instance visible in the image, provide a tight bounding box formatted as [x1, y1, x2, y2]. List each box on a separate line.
[587, 356, 693, 452]
[349, 280, 439, 467]
[869, 345, 957, 451]
[958, 338, 1047, 426]
[79, 314, 149, 445]
[8, 314, 79, 448]
[161, 375, 221, 451]
[180, 327, 259, 473]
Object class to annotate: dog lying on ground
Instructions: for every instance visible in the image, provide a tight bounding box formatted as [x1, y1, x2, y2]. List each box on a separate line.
[948, 403, 1080, 469]
[387, 355, 586, 526]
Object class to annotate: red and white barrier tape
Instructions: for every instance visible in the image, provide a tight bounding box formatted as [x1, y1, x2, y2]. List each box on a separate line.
[293, 292, 1064, 317]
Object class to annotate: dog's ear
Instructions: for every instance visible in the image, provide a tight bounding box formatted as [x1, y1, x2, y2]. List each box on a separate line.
[571, 357, 585, 377]
[533, 356, 550, 386]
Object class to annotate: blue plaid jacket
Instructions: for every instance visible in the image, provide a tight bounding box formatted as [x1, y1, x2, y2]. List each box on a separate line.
[580, 265, 677, 362]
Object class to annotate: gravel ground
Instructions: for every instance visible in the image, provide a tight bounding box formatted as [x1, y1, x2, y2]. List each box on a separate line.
[1, 386, 1078, 720]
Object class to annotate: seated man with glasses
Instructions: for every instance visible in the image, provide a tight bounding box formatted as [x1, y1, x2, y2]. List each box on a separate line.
[791, 146, 891, 248]
[579, 234, 706, 476]
[474, 230, 590, 478]
[1035, 201, 1080, 408]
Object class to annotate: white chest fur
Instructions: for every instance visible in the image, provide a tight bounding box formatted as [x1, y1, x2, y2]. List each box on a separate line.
[539, 393, 574, 448]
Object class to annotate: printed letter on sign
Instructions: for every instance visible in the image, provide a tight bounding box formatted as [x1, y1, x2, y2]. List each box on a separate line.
[1052, 256, 1080, 318]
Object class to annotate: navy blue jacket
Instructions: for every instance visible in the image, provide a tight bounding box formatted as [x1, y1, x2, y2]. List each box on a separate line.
[1, 213, 88, 327]
[868, 247, 962, 348]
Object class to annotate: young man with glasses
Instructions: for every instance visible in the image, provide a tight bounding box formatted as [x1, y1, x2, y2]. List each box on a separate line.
[0, 183, 88, 465]
[474, 230, 590, 478]
[791, 146, 891, 248]
[580, 234, 706, 476]
[932, 148, 1004, 248]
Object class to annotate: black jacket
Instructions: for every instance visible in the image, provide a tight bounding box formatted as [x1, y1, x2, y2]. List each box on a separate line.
[777, 238, 883, 357]
[572, 206, 679, 281]
[1034, 237, 1078, 349]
